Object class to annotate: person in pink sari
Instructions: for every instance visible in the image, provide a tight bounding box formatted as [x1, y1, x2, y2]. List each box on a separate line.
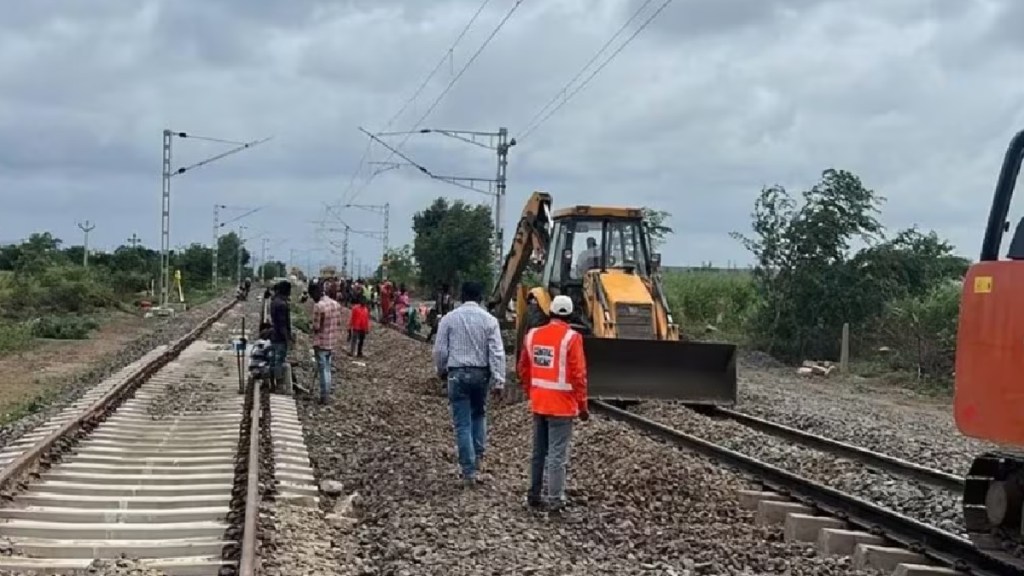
[396, 284, 411, 323]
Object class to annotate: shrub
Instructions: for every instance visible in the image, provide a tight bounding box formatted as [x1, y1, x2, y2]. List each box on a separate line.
[662, 271, 758, 339]
[873, 280, 960, 381]
[0, 320, 32, 354]
[0, 266, 113, 317]
[30, 315, 99, 340]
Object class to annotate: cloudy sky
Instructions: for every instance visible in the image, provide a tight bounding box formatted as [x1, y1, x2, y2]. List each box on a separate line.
[1, 0, 1022, 272]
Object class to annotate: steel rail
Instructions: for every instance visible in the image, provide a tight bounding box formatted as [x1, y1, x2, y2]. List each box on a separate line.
[0, 298, 238, 494]
[592, 400, 1020, 576]
[704, 406, 965, 492]
[238, 355, 261, 575]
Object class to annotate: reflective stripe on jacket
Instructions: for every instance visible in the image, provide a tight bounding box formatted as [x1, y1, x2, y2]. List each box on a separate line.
[516, 319, 588, 417]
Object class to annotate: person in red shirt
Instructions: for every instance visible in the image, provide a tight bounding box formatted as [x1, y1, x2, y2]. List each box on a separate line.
[349, 295, 371, 357]
[516, 294, 588, 512]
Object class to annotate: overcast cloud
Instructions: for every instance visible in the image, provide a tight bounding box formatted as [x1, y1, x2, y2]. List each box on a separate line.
[1, 0, 1022, 271]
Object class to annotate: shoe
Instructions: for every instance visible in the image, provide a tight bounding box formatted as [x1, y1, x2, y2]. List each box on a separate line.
[545, 498, 568, 514]
[461, 477, 478, 489]
[527, 494, 544, 508]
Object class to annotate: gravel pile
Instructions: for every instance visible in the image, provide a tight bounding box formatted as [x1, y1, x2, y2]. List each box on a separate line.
[633, 402, 963, 535]
[261, 314, 877, 575]
[0, 295, 236, 448]
[144, 305, 247, 420]
[734, 354, 994, 477]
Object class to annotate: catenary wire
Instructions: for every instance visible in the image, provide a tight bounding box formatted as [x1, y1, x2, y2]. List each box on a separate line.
[347, 0, 525, 205]
[519, 0, 655, 139]
[340, 0, 494, 206]
[520, 0, 673, 141]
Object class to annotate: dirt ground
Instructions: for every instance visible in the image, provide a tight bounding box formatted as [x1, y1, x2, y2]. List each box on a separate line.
[0, 311, 145, 421]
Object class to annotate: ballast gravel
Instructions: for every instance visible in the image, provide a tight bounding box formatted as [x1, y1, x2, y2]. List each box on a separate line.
[260, 311, 878, 576]
[633, 401, 964, 535]
[735, 352, 993, 477]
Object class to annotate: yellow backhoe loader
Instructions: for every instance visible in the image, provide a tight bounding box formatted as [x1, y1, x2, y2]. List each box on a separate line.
[486, 191, 737, 404]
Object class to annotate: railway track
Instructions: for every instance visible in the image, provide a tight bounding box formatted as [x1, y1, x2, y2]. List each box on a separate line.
[696, 405, 966, 492]
[592, 401, 1021, 576]
[375, 310, 1019, 574]
[0, 298, 266, 575]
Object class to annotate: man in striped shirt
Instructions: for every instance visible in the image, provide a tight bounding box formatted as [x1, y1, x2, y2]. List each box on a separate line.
[311, 284, 342, 405]
[432, 281, 506, 487]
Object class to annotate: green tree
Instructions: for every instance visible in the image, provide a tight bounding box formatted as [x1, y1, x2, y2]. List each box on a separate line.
[259, 261, 287, 280]
[13, 233, 65, 275]
[376, 244, 418, 287]
[732, 169, 966, 363]
[642, 207, 674, 251]
[217, 232, 250, 281]
[173, 244, 213, 289]
[731, 169, 885, 360]
[413, 197, 494, 292]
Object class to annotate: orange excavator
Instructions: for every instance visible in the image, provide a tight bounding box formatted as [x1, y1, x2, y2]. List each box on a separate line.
[487, 191, 737, 405]
[955, 129, 1024, 551]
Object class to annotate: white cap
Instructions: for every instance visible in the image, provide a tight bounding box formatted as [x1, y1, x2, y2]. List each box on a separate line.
[550, 294, 573, 316]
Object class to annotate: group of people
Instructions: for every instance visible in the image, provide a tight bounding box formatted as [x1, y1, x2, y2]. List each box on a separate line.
[264, 273, 589, 511]
[258, 278, 371, 405]
[432, 283, 588, 512]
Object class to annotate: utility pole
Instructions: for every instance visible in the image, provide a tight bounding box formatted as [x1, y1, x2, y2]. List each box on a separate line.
[77, 220, 96, 267]
[495, 127, 512, 273]
[370, 127, 515, 277]
[343, 227, 350, 276]
[212, 204, 221, 289]
[212, 205, 261, 289]
[259, 238, 269, 281]
[126, 233, 141, 248]
[237, 226, 247, 284]
[342, 203, 389, 276]
[157, 130, 271, 308]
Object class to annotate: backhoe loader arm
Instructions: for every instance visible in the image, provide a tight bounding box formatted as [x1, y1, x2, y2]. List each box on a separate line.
[486, 191, 553, 319]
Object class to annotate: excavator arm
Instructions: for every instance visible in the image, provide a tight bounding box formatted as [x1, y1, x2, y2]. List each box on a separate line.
[486, 191, 553, 323]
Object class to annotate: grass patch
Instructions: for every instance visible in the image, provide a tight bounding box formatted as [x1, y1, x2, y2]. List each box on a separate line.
[662, 270, 757, 343]
[290, 301, 311, 334]
[0, 384, 64, 426]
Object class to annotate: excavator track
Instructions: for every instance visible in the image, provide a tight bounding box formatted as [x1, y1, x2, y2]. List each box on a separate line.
[963, 452, 1024, 568]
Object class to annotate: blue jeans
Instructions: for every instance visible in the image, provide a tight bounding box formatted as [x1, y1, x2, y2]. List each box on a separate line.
[315, 348, 332, 401]
[446, 367, 491, 479]
[270, 341, 288, 378]
[529, 414, 574, 504]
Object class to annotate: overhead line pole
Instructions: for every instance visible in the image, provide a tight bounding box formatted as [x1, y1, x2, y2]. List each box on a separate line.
[343, 203, 390, 277]
[368, 127, 515, 277]
[159, 130, 272, 308]
[212, 205, 262, 289]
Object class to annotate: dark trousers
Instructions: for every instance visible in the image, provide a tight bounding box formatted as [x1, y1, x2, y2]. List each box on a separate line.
[349, 330, 366, 356]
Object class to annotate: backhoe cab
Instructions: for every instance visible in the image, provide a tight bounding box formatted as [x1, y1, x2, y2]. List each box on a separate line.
[500, 199, 737, 405]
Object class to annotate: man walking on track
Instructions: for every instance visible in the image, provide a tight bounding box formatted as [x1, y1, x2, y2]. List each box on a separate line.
[432, 281, 506, 488]
[310, 283, 342, 405]
[517, 294, 589, 512]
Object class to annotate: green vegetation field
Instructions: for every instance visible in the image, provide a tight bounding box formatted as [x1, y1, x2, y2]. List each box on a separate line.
[0, 232, 253, 355]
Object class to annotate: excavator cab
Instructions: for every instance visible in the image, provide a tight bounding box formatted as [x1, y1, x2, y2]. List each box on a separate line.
[515, 205, 737, 405]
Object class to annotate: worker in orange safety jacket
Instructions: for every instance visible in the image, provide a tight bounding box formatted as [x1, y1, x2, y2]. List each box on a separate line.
[516, 294, 588, 511]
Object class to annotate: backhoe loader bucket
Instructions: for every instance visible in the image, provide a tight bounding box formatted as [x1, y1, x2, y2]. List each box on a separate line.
[583, 338, 737, 405]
